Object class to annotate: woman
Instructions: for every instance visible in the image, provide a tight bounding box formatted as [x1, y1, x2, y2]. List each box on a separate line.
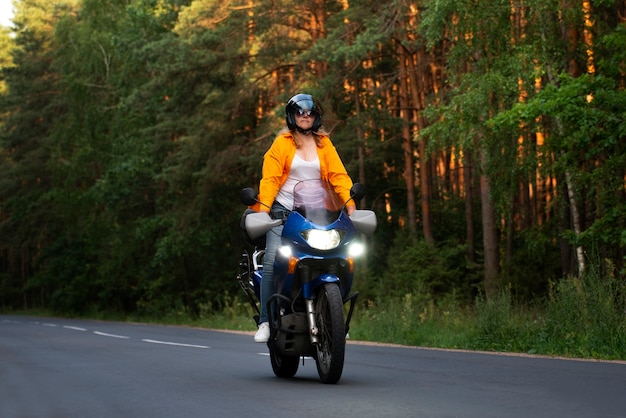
[253, 93, 356, 343]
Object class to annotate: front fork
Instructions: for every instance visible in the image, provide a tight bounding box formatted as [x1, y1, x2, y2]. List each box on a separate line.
[304, 285, 360, 346]
[306, 299, 320, 345]
[270, 264, 360, 345]
[300, 264, 322, 345]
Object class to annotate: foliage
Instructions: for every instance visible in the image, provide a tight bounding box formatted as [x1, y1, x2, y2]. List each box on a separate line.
[503, 225, 563, 299]
[0, 0, 625, 324]
[377, 233, 480, 304]
[542, 261, 626, 358]
[490, 72, 626, 262]
[351, 260, 626, 359]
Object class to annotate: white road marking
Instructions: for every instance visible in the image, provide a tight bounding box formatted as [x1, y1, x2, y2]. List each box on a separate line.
[142, 339, 209, 349]
[23, 320, 209, 349]
[94, 331, 130, 339]
[63, 325, 87, 331]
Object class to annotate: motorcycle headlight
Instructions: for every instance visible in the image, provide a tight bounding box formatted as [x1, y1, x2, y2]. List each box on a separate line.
[302, 229, 342, 250]
[348, 242, 365, 257]
[278, 245, 292, 258]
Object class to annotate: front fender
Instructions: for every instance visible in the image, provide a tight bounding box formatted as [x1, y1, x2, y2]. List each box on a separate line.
[302, 274, 340, 299]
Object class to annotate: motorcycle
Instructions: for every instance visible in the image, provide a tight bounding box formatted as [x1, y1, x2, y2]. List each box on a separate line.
[238, 179, 376, 384]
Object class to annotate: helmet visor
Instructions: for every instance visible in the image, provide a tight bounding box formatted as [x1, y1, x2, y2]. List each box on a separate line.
[295, 97, 315, 111]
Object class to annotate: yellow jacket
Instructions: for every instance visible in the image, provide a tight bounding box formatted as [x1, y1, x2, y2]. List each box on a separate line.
[254, 131, 354, 212]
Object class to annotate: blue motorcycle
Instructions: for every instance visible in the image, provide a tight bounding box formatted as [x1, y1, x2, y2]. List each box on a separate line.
[238, 179, 376, 383]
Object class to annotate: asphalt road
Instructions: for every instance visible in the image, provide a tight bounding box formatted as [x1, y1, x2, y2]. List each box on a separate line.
[1, 315, 625, 418]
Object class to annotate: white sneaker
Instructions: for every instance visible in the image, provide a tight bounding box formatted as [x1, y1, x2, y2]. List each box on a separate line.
[254, 322, 270, 343]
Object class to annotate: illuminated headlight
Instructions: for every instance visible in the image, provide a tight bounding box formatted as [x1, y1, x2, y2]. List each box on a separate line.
[302, 229, 342, 250]
[348, 242, 365, 257]
[278, 245, 292, 258]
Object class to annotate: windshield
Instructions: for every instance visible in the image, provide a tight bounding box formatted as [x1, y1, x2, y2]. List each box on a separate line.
[292, 179, 344, 225]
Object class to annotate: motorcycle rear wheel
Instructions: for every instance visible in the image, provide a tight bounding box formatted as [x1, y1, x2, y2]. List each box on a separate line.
[314, 283, 345, 384]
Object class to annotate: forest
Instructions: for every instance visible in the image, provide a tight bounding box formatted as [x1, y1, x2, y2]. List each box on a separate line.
[0, 0, 624, 318]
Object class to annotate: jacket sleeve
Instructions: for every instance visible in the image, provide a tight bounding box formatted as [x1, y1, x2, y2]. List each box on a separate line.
[322, 137, 354, 207]
[256, 135, 291, 211]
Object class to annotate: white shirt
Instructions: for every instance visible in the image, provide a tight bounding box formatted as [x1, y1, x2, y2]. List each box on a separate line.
[275, 154, 321, 210]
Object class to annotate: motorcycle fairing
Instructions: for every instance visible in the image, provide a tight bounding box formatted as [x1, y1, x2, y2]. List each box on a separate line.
[302, 273, 341, 299]
[281, 210, 358, 255]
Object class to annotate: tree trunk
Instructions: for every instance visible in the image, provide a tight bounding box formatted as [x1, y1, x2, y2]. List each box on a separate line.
[310, 1, 328, 79]
[419, 136, 434, 245]
[354, 88, 366, 204]
[407, 48, 434, 245]
[558, 177, 574, 276]
[480, 148, 499, 299]
[564, 166, 585, 275]
[464, 151, 475, 262]
[398, 44, 417, 236]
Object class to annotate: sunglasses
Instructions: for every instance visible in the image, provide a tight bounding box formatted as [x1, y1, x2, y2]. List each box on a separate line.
[296, 108, 314, 117]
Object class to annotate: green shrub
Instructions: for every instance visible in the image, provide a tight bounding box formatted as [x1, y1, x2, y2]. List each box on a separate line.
[543, 261, 626, 359]
[376, 233, 479, 304]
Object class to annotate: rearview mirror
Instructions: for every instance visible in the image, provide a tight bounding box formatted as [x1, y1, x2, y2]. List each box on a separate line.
[350, 183, 366, 202]
[240, 187, 258, 206]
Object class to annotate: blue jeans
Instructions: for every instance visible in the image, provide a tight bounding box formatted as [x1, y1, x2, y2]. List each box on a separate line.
[259, 203, 289, 324]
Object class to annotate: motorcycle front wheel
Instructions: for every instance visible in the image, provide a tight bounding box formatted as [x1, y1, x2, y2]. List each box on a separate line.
[314, 283, 345, 384]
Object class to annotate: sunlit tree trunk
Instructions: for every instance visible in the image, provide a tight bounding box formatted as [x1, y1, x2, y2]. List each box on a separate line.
[310, 1, 328, 78]
[408, 48, 434, 245]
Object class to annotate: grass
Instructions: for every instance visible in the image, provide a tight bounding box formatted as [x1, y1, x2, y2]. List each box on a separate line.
[186, 270, 625, 361]
[155, 267, 626, 361]
[5, 267, 625, 361]
[349, 271, 626, 360]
